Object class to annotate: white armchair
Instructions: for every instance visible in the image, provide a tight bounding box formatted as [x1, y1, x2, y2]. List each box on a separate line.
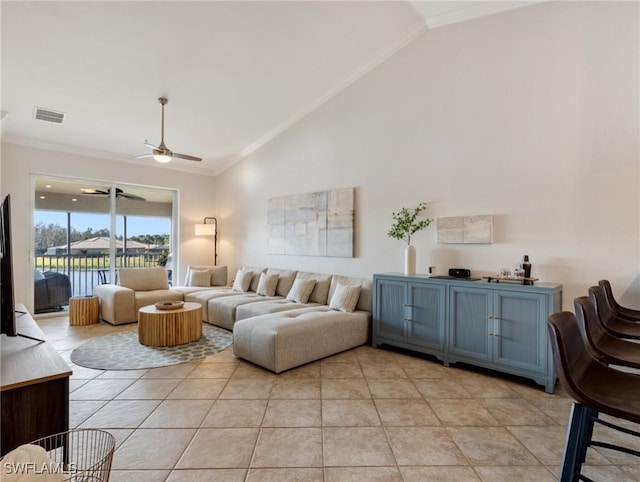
[93, 267, 183, 325]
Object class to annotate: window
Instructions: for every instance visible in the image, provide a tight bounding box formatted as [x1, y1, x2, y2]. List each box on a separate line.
[33, 176, 177, 311]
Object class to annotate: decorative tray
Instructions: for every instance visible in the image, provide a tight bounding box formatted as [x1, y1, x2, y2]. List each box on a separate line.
[483, 276, 538, 285]
[155, 301, 184, 310]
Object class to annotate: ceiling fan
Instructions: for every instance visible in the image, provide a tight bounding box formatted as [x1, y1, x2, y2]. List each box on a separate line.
[81, 187, 146, 201]
[135, 97, 202, 163]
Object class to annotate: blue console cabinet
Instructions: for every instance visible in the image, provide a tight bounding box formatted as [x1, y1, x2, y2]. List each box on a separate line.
[373, 273, 562, 393]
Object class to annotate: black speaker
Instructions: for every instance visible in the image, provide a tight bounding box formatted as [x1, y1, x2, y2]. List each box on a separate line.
[448, 268, 471, 279]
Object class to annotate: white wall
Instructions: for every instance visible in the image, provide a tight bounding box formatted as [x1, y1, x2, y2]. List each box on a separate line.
[215, 1, 640, 310]
[0, 143, 217, 312]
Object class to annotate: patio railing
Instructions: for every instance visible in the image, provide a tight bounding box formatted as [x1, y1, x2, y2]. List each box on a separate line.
[35, 253, 166, 297]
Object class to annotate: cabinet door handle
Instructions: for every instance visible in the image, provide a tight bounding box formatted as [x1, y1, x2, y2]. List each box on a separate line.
[488, 333, 501, 337]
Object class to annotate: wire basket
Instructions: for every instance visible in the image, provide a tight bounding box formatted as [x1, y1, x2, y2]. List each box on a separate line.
[29, 429, 115, 482]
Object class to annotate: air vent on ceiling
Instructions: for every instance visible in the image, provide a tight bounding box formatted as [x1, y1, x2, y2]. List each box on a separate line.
[33, 106, 66, 124]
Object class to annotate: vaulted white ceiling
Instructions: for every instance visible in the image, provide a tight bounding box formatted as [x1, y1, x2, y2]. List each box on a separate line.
[1, 1, 536, 176]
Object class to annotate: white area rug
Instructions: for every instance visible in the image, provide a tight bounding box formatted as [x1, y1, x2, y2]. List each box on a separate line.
[70, 324, 233, 370]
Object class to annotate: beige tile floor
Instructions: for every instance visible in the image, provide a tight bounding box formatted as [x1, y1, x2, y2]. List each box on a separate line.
[36, 314, 640, 482]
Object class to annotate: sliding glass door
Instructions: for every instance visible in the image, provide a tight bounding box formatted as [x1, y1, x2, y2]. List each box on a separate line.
[33, 176, 176, 313]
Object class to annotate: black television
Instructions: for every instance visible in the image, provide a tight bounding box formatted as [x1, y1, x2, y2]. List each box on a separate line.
[1, 194, 42, 342]
[1, 194, 17, 336]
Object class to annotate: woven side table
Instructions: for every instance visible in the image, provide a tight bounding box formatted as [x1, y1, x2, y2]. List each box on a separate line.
[69, 295, 100, 326]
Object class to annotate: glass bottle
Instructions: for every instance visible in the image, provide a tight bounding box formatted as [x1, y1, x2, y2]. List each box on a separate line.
[522, 255, 532, 278]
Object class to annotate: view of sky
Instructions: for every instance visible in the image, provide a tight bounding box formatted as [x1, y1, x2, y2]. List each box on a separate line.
[35, 211, 170, 237]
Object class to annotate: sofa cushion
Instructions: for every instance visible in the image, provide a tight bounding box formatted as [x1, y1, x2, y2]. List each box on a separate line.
[328, 275, 372, 313]
[242, 266, 266, 292]
[119, 267, 169, 291]
[236, 299, 321, 321]
[184, 288, 245, 322]
[257, 273, 279, 297]
[286, 278, 316, 303]
[185, 265, 228, 287]
[135, 289, 183, 312]
[232, 270, 253, 292]
[187, 269, 211, 287]
[295, 271, 332, 304]
[329, 282, 362, 313]
[208, 293, 280, 330]
[265, 268, 298, 296]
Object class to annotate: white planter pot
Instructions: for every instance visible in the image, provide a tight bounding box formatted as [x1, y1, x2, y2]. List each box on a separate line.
[404, 244, 416, 275]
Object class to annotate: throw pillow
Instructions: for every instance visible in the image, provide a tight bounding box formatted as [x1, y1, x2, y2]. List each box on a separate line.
[329, 283, 362, 313]
[257, 273, 279, 296]
[187, 269, 211, 287]
[210, 266, 228, 286]
[286, 278, 316, 303]
[232, 270, 253, 292]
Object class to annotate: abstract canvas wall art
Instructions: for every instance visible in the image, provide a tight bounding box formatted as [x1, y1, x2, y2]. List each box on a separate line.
[437, 215, 493, 244]
[268, 187, 354, 257]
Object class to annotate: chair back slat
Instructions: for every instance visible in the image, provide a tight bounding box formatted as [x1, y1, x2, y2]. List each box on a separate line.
[574, 296, 608, 355]
[588, 285, 616, 326]
[598, 279, 640, 322]
[598, 279, 621, 311]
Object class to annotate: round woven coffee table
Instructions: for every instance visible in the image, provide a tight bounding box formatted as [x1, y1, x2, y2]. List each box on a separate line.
[138, 302, 202, 347]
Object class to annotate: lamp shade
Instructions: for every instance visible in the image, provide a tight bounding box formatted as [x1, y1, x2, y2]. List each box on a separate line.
[195, 223, 216, 236]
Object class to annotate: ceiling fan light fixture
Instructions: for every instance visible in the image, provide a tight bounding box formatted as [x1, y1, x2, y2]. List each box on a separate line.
[153, 152, 172, 163]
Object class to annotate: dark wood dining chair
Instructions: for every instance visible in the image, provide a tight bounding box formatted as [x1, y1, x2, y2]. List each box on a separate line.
[547, 311, 640, 481]
[598, 279, 640, 322]
[588, 285, 640, 340]
[573, 296, 640, 369]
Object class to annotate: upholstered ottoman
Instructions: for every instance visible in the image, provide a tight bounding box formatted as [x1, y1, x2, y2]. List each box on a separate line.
[233, 306, 370, 373]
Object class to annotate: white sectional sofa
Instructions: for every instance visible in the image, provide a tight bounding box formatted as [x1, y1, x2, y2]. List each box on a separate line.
[94, 264, 371, 372]
[178, 266, 371, 372]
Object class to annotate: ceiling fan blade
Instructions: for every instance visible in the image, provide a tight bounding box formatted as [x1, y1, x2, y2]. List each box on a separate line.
[134, 154, 154, 160]
[119, 193, 146, 201]
[81, 188, 109, 195]
[144, 142, 158, 150]
[172, 152, 202, 162]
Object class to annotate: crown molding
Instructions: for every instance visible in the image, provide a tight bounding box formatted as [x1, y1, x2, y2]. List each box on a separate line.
[413, 1, 541, 29]
[2, 135, 216, 177]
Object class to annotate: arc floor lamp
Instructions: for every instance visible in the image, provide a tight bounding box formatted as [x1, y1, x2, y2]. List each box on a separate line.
[195, 216, 218, 265]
